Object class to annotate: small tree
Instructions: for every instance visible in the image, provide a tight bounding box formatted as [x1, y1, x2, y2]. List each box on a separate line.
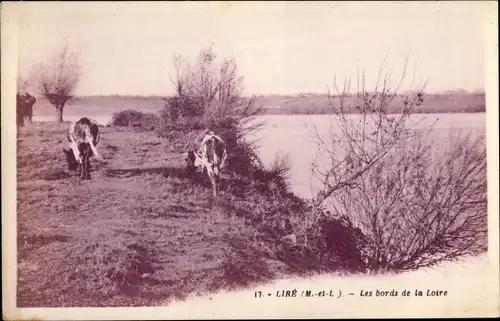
[33, 42, 82, 122]
[161, 45, 263, 139]
[310, 55, 487, 272]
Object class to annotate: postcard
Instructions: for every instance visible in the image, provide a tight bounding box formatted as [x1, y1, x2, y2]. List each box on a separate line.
[2, 1, 499, 319]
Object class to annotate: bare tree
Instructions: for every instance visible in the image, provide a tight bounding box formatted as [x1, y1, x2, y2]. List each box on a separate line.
[310, 55, 487, 272]
[311, 54, 425, 207]
[164, 45, 263, 140]
[33, 42, 82, 122]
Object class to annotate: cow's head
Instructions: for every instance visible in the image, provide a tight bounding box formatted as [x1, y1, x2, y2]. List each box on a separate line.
[63, 148, 79, 171]
[185, 150, 197, 172]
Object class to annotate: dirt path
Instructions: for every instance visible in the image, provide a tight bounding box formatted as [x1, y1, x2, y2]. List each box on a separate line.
[17, 125, 284, 307]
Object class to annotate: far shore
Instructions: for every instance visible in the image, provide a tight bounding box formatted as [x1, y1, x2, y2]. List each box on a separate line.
[23, 90, 485, 119]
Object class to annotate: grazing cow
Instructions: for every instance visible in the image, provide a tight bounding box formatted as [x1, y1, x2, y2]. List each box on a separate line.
[23, 93, 36, 123]
[16, 92, 36, 126]
[63, 117, 102, 180]
[186, 129, 228, 197]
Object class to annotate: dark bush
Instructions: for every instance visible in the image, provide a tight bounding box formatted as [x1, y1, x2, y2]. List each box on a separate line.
[111, 109, 159, 130]
[161, 96, 204, 123]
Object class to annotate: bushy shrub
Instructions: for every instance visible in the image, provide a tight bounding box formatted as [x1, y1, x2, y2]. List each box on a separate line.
[287, 210, 370, 273]
[156, 45, 262, 138]
[337, 131, 487, 273]
[111, 109, 159, 130]
[156, 114, 206, 135]
[221, 180, 371, 274]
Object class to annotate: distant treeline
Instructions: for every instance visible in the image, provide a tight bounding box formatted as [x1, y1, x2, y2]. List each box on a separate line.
[34, 91, 485, 116]
[262, 92, 486, 115]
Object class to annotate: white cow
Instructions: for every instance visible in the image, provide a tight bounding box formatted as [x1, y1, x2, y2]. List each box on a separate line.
[186, 129, 228, 197]
[62, 117, 103, 180]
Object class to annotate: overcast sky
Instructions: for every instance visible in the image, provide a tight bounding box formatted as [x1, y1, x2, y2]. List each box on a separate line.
[14, 1, 493, 96]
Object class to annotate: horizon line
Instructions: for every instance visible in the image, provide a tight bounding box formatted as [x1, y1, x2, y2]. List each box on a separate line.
[49, 88, 485, 99]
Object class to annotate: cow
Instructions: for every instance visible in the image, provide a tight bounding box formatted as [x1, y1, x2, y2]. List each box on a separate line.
[62, 117, 103, 180]
[16, 92, 36, 126]
[186, 129, 228, 197]
[22, 93, 36, 123]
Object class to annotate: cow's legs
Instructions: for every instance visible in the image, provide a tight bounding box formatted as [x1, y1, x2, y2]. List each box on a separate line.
[87, 158, 92, 179]
[206, 168, 218, 197]
[27, 107, 33, 123]
[213, 172, 220, 197]
[79, 160, 84, 180]
[85, 155, 91, 179]
[80, 153, 86, 180]
[79, 147, 91, 180]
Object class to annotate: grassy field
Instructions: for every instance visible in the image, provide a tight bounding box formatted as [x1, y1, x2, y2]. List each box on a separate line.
[17, 122, 342, 307]
[16, 106, 488, 307]
[29, 91, 485, 119]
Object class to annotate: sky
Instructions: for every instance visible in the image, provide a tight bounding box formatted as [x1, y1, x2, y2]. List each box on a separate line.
[12, 1, 494, 96]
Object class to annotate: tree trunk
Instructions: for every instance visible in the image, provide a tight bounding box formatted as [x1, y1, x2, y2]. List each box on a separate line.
[56, 105, 64, 123]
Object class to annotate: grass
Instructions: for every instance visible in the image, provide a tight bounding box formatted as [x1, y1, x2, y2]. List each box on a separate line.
[17, 122, 365, 307]
[16, 108, 488, 307]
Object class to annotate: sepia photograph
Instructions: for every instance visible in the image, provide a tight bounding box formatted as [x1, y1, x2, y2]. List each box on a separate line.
[2, 1, 499, 319]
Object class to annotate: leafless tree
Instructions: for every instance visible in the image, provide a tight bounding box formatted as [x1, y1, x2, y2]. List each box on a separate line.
[310, 55, 487, 272]
[33, 41, 82, 122]
[165, 44, 263, 140]
[311, 54, 426, 208]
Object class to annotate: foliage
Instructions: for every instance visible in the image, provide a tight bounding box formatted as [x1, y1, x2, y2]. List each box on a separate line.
[111, 109, 159, 130]
[156, 45, 263, 137]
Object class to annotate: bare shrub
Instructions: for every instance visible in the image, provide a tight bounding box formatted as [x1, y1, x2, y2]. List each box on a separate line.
[251, 153, 292, 195]
[31, 41, 82, 122]
[312, 55, 425, 207]
[334, 131, 487, 272]
[158, 45, 262, 135]
[311, 55, 487, 272]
